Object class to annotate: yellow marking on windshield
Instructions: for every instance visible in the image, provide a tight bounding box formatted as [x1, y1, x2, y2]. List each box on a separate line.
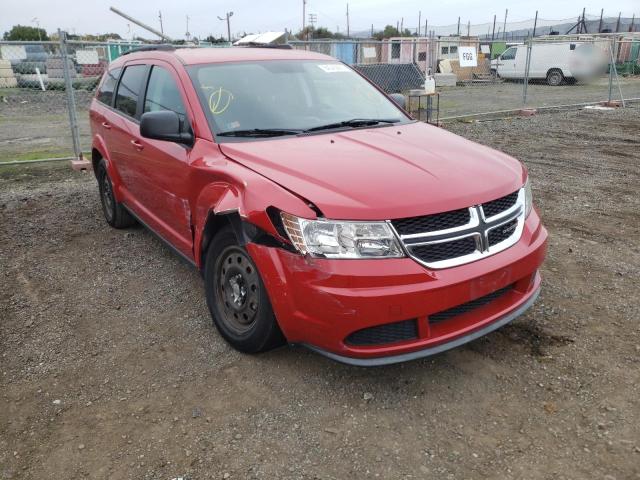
[203, 86, 234, 115]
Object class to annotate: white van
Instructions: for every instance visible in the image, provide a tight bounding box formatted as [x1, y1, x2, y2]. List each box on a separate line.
[491, 42, 607, 85]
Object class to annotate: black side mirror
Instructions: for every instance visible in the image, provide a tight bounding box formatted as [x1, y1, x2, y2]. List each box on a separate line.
[389, 93, 406, 109]
[140, 110, 193, 145]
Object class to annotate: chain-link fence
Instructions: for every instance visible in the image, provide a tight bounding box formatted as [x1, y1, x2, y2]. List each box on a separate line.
[292, 35, 639, 120]
[1, 32, 638, 164]
[0, 33, 146, 163]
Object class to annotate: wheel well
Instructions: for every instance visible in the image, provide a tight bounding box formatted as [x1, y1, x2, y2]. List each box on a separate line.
[200, 211, 243, 268]
[91, 149, 102, 178]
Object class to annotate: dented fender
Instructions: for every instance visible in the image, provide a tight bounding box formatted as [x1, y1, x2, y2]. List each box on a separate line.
[190, 154, 316, 269]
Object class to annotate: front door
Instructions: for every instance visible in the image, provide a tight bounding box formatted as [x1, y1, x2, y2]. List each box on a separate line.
[127, 62, 195, 257]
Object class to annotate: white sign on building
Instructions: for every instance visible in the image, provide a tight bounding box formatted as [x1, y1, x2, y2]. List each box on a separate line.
[458, 46, 478, 67]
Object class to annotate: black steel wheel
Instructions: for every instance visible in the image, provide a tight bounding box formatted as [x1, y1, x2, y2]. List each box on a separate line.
[204, 225, 285, 353]
[96, 160, 135, 229]
[215, 246, 261, 334]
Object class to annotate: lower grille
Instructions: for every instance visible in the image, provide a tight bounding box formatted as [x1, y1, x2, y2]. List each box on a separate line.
[488, 219, 518, 246]
[345, 319, 418, 346]
[410, 236, 477, 263]
[429, 285, 513, 324]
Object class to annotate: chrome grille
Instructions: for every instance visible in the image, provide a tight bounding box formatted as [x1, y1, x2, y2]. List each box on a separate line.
[410, 236, 477, 263]
[482, 191, 519, 218]
[389, 188, 525, 269]
[392, 208, 470, 235]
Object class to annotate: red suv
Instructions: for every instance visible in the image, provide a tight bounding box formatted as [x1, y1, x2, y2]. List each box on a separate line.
[90, 46, 547, 366]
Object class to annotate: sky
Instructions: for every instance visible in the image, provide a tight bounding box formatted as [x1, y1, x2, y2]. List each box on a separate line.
[2, 0, 638, 40]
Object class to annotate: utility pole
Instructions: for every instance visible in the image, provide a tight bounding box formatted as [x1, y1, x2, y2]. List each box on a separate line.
[400, 17, 404, 34]
[425, 19, 428, 38]
[308, 13, 317, 39]
[158, 11, 164, 36]
[502, 9, 508, 40]
[109, 6, 173, 41]
[302, 0, 306, 39]
[615, 12, 621, 32]
[418, 11, 421, 36]
[598, 9, 603, 33]
[631, 14, 636, 32]
[31, 17, 41, 41]
[371, 24, 374, 37]
[491, 14, 496, 40]
[217, 12, 234, 42]
[457, 17, 460, 36]
[346, 3, 350, 38]
[467, 20, 470, 37]
[185, 15, 190, 41]
[532, 10, 538, 37]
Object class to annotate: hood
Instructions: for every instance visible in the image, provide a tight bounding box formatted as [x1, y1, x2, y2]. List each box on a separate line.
[219, 122, 525, 220]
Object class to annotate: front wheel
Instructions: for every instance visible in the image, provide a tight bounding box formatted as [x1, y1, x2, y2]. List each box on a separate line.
[204, 226, 285, 353]
[546, 69, 564, 86]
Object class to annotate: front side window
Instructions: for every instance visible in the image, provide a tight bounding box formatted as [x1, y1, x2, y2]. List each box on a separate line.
[96, 67, 121, 106]
[114, 65, 147, 118]
[501, 47, 517, 60]
[144, 66, 187, 122]
[188, 60, 407, 140]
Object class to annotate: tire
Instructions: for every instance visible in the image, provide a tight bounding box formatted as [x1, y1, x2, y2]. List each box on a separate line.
[546, 69, 564, 86]
[204, 226, 285, 353]
[96, 160, 135, 229]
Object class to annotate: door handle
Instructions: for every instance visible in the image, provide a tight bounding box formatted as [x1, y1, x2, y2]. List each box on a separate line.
[130, 139, 144, 151]
[101, 121, 111, 130]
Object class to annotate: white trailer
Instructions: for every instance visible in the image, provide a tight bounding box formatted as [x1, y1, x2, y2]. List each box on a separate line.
[491, 42, 608, 86]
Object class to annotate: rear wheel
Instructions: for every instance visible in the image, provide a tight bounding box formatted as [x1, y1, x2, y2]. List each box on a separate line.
[546, 69, 564, 86]
[97, 160, 135, 228]
[204, 226, 285, 353]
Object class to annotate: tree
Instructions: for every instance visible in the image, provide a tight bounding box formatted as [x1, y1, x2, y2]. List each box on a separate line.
[203, 35, 228, 44]
[373, 25, 400, 40]
[3, 24, 49, 41]
[294, 26, 347, 40]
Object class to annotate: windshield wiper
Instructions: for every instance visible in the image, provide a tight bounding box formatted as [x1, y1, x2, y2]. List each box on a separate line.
[304, 118, 399, 133]
[216, 128, 303, 138]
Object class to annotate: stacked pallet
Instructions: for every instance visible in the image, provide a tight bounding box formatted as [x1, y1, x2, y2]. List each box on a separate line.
[45, 56, 76, 79]
[0, 59, 18, 88]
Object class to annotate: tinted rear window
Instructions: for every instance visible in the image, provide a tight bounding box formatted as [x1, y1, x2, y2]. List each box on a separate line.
[114, 65, 147, 118]
[96, 67, 121, 106]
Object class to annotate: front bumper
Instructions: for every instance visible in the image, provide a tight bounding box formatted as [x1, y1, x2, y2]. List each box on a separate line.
[247, 209, 547, 365]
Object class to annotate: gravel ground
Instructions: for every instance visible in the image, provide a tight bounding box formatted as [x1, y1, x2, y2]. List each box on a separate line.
[1, 107, 639, 480]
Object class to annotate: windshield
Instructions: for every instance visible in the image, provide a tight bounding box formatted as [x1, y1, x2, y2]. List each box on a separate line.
[188, 60, 408, 140]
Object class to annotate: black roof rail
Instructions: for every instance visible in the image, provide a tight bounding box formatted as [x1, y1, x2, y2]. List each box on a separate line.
[121, 44, 176, 56]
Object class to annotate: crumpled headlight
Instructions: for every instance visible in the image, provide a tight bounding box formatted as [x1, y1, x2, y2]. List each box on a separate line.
[524, 177, 533, 218]
[281, 212, 404, 259]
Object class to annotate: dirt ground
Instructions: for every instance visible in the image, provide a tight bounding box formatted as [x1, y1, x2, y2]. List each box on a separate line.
[1, 107, 639, 480]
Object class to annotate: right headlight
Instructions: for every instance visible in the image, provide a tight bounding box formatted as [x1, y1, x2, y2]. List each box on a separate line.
[524, 177, 533, 218]
[280, 212, 404, 259]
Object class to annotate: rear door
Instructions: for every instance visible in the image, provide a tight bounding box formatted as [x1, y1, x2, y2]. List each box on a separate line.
[109, 63, 149, 200]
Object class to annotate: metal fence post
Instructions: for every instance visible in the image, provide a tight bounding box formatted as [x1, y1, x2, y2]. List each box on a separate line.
[608, 39, 626, 107]
[58, 29, 84, 165]
[522, 38, 533, 107]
